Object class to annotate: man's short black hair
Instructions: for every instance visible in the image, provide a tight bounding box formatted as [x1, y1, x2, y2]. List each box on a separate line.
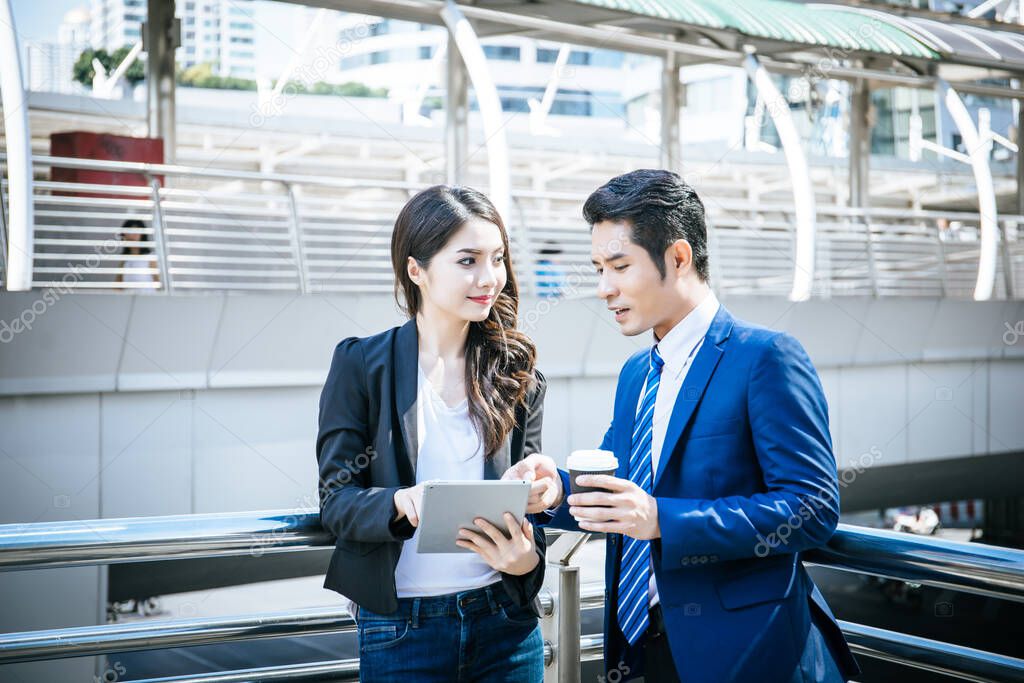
[582, 169, 709, 282]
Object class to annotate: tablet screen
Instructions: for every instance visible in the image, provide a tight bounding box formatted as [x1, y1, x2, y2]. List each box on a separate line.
[416, 480, 530, 554]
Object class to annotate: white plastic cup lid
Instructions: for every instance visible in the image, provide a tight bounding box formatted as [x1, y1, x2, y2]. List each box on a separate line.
[566, 449, 618, 471]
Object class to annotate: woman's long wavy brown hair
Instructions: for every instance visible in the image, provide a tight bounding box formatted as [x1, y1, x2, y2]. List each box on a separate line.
[391, 185, 537, 457]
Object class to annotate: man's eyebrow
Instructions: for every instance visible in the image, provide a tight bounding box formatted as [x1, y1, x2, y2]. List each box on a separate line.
[591, 252, 627, 265]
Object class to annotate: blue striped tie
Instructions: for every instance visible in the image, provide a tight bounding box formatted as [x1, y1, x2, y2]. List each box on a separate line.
[617, 345, 664, 646]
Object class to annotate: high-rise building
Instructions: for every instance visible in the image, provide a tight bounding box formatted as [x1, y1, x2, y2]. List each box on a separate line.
[178, 0, 256, 79]
[89, 0, 144, 52]
[326, 16, 637, 121]
[25, 6, 91, 93]
[87, 0, 256, 79]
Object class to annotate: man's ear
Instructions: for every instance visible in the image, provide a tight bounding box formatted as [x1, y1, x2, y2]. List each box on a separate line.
[669, 239, 693, 274]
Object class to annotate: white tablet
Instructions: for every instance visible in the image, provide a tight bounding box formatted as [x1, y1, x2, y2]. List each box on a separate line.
[416, 480, 531, 554]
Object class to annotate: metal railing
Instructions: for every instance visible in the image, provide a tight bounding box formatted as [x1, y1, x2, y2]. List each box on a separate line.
[1, 512, 1023, 682]
[1, 154, 1021, 299]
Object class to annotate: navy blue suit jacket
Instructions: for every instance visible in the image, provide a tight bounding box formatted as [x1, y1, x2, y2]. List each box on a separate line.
[540, 305, 859, 683]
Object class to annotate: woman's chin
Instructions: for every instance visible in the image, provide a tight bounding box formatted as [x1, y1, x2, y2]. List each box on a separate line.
[461, 306, 493, 322]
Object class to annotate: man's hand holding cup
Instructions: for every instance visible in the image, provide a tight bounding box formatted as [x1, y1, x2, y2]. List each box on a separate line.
[566, 450, 660, 541]
[502, 453, 563, 513]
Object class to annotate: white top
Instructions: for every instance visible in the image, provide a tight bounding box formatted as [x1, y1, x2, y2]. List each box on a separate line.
[636, 290, 720, 606]
[121, 258, 155, 283]
[393, 364, 499, 598]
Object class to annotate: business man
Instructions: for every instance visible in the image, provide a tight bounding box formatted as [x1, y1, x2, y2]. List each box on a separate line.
[507, 170, 860, 683]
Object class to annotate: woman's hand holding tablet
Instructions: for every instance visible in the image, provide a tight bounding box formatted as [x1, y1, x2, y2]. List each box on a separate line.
[456, 512, 539, 575]
[415, 480, 531, 556]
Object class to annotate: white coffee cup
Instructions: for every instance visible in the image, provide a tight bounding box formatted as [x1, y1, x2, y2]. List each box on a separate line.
[567, 449, 619, 494]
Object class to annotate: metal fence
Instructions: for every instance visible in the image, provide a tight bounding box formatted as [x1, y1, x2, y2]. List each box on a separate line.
[1, 511, 1023, 682]
[1, 155, 1021, 299]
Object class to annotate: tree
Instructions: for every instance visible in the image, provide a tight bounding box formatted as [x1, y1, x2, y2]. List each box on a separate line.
[72, 48, 107, 87]
[178, 62, 257, 90]
[110, 46, 146, 85]
[72, 46, 146, 88]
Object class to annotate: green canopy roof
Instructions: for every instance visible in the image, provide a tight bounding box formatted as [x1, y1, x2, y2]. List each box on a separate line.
[569, 0, 941, 59]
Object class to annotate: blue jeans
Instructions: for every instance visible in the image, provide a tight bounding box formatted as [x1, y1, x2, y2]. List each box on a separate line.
[356, 582, 545, 683]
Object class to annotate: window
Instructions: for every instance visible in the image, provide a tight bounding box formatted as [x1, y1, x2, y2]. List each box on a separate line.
[588, 50, 623, 68]
[419, 45, 435, 59]
[483, 45, 520, 61]
[536, 48, 603, 66]
[340, 54, 371, 69]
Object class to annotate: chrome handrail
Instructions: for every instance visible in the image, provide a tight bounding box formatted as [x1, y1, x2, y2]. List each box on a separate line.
[838, 620, 1024, 683]
[146, 173, 172, 293]
[6, 153, 1021, 299]
[1, 511, 1023, 680]
[123, 645, 555, 683]
[3, 516, 1021, 603]
[132, 658, 361, 683]
[804, 524, 1024, 603]
[575, 618, 1024, 683]
[0, 606, 355, 664]
[0, 509, 331, 570]
[7, 155, 1024, 220]
[28, 154, 421, 192]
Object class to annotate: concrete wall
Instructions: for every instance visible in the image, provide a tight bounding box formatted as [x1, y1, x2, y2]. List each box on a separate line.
[1, 292, 1022, 681]
[2, 293, 1022, 515]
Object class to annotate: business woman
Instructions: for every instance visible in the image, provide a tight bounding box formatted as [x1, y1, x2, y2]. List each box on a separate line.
[316, 185, 548, 682]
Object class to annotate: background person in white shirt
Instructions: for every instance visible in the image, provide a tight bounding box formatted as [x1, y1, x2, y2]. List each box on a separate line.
[116, 219, 159, 291]
[316, 185, 549, 682]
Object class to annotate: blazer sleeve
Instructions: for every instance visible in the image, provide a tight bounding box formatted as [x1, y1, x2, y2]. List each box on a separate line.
[317, 337, 414, 544]
[657, 332, 841, 569]
[501, 369, 549, 607]
[532, 420, 614, 531]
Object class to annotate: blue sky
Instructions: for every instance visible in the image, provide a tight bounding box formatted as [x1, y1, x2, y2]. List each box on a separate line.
[9, 1, 307, 82]
[10, 0, 84, 42]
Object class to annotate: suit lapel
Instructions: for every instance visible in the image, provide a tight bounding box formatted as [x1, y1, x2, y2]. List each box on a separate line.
[651, 306, 734, 491]
[395, 317, 511, 481]
[394, 318, 419, 482]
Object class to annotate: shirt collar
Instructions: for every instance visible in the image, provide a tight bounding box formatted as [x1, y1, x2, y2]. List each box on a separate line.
[653, 290, 720, 373]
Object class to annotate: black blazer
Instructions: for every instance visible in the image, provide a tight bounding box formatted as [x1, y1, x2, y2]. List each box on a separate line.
[316, 318, 548, 615]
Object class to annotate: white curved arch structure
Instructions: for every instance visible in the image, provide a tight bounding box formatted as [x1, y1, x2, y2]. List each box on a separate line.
[0, 0, 33, 291]
[939, 80, 998, 301]
[440, 1, 511, 222]
[743, 54, 815, 302]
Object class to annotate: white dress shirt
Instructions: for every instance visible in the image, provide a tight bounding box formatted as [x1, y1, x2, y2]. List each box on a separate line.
[394, 364, 499, 598]
[635, 290, 720, 606]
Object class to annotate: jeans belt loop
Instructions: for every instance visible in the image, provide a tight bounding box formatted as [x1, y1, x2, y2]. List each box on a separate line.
[411, 597, 421, 629]
[484, 584, 500, 615]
